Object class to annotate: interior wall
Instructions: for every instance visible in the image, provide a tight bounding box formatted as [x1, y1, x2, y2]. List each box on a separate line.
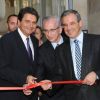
[88, 0, 100, 34]
[73, 0, 88, 30]
[0, 0, 5, 19]
[0, 0, 15, 35]
[1, 0, 100, 35]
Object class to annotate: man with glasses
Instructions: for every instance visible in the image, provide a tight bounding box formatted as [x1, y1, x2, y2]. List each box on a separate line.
[42, 16, 63, 49]
[25, 16, 65, 100]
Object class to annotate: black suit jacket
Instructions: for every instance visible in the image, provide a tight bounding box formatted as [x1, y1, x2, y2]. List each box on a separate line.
[0, 30, 39, 100]
[36, 40, 65, 100]
[56, 33, 100, 100]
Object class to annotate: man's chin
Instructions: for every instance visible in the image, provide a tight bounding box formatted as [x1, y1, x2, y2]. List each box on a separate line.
[27, 31, 33, 35]
[68, 34, 76, 38]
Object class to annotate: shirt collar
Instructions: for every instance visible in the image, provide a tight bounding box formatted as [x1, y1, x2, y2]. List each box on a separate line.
[51, 36, 64, 49]
[18, 28, 30, 42]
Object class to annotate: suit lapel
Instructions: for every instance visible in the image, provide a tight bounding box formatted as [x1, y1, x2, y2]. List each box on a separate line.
[62, 40, 76, 80]
[46, 41, 55, 61]
[30, 35, 38, 63]
[81, 34, 93, 79]
[14, 30, 31, 62]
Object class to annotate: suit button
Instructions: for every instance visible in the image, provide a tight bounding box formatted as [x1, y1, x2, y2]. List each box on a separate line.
[38, 91, 42, 96]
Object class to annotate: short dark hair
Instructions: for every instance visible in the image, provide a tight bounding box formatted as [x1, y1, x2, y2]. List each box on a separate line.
[35, 25, 44, 37]
[36, 25, 42, 33]
[7, 14, 18, 23]
[18, 7, 39, 22]
[60, 9, 81, 22]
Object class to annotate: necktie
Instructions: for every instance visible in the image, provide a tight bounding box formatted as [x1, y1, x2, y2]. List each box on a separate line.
[74, 39, 82, 80]
[26, 38, 33, 62]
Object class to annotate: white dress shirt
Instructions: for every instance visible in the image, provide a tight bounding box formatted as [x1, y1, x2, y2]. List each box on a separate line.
[51, 36, 64, 49]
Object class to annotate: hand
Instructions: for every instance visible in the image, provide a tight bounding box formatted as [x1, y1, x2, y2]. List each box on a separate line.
[40, 80, 52, 90]
[23, 84, 32, 95]
[26, 75, 37, 84]
[83, 71, 97, 85]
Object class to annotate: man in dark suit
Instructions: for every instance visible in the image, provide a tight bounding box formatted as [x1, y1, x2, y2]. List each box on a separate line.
[55, 9, 100, 100]
[38, 16, 65, 100]
[0, 7, 39, 100]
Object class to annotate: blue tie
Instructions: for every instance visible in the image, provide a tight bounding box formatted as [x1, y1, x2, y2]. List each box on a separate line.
[26, 38, 33, 62]
[74, 39, 82, 80]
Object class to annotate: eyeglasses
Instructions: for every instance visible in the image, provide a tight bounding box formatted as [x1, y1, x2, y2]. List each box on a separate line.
[43, 27, 59, 33]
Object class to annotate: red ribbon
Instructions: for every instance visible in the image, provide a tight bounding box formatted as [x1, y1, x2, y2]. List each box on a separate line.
[0, 80, 83, 91]
[0, 87, 24, 90]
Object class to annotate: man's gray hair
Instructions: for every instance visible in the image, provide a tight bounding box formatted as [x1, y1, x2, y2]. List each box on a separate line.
[60, 9, 81, 23]
[42, 16, 61, 27]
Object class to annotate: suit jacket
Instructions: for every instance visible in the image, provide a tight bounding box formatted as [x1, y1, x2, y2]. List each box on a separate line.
[0, 30, 39, 100]
[36, 40, 65, 100]
[56, 33, 100, 100]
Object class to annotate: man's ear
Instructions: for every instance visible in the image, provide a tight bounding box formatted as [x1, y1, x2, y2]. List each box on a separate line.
[79, 20, 83, 28]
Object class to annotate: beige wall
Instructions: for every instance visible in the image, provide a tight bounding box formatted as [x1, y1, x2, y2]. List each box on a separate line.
[0, 0, 6, 35]
[0, 0, 5, 19]
[0, 0, 15, 35]
[88, 0, 100, 34]
[1, 0, 100, 35]
[73, 0, 88, 30]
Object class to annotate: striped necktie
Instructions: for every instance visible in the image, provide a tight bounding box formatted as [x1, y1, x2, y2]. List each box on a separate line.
[74, 39, 82, 80]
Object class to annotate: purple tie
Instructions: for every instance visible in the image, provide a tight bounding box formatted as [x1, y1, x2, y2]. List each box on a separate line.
[26, 38, 33, 62]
